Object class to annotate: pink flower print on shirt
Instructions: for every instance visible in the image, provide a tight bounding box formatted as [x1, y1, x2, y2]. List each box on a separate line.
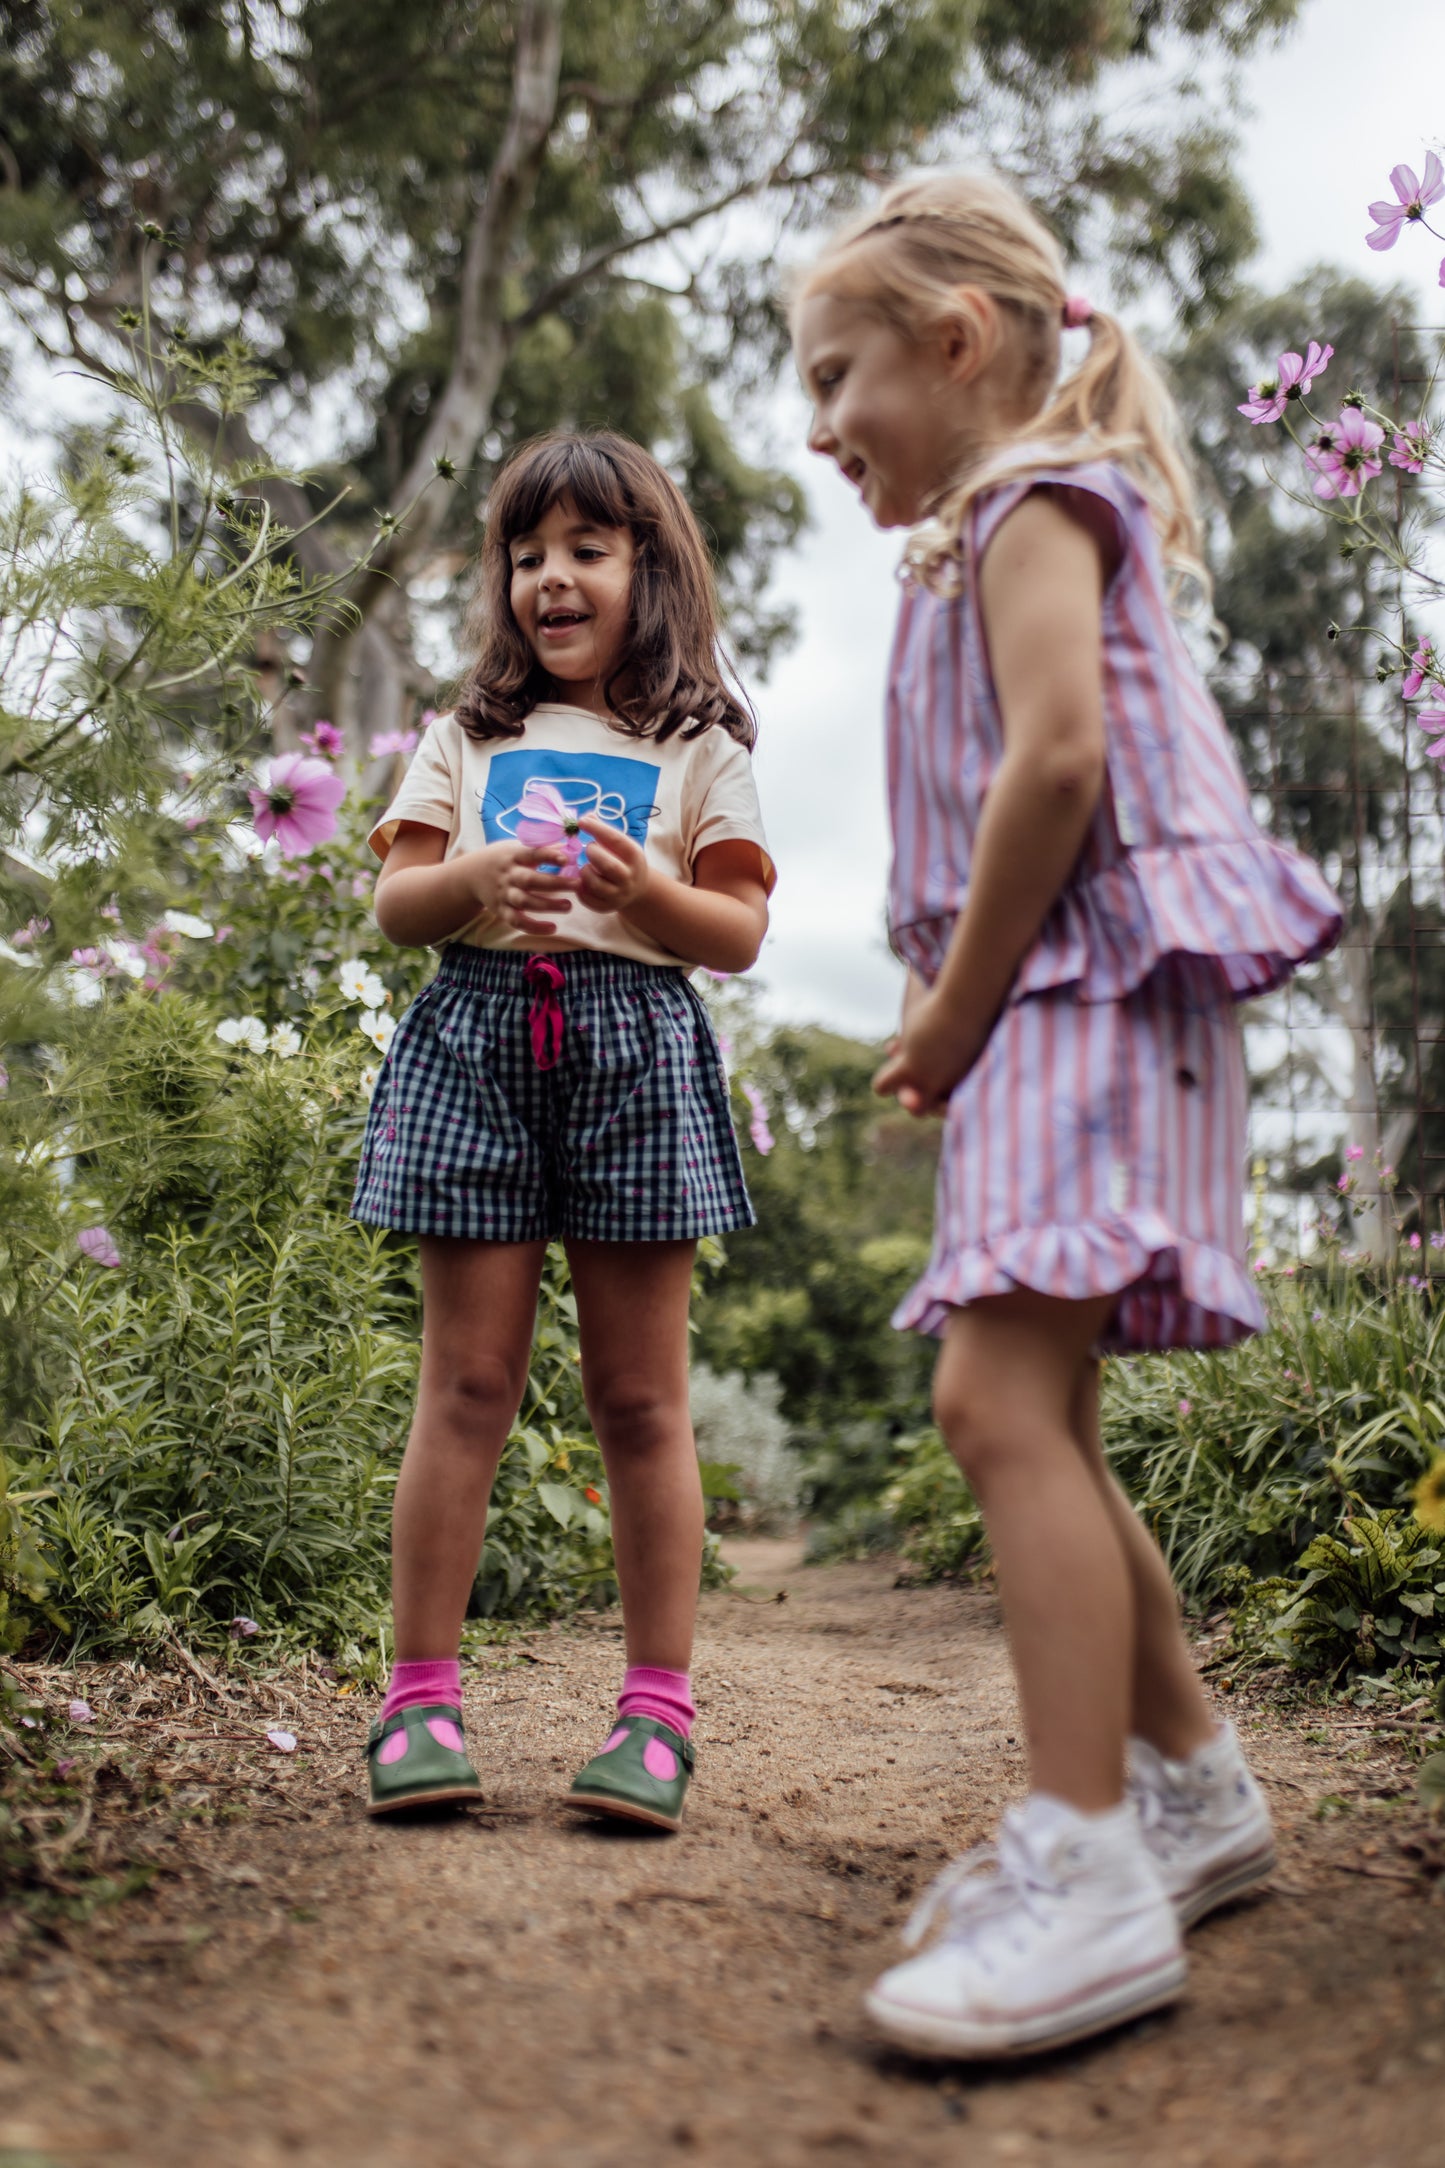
[1237, 342, 1333, 425]
[1306, 409, 1386, 499]
[1366, 154, 1444, 250]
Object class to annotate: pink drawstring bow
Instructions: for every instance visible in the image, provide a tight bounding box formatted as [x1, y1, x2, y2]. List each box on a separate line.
[523, 954, 565, 1070]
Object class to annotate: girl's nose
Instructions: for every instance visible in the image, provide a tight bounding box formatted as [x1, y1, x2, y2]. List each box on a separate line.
[807, 408, 836, 458]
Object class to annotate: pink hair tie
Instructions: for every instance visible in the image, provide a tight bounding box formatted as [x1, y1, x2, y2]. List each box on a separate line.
[1062, 294, 1094, 329]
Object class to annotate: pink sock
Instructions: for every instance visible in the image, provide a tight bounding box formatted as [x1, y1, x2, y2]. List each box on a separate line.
[382, 1657, 461, 1723]
[617, 1664, 695, 1740]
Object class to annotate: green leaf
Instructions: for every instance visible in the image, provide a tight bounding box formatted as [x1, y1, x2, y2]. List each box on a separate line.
[534, 1483, 576, 1530]
[1418, 1752, 1445, 1814]
[697, 1459, 742, 1503]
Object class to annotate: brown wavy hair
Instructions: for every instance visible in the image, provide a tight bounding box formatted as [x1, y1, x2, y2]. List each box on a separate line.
[453, 431, 755, 746]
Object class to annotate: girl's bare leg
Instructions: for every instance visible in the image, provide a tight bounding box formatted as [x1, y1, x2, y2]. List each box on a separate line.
[933, 1288, 1129, 1810]
[1069, 1358, 1217, 1762]
[391, 1237, 548, 1660]
[566, 1238, 702, 1673]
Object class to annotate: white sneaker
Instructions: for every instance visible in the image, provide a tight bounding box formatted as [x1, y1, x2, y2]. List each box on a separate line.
[864, 1796, 1186, 2060]
[1129, 1722, 1276, 1928]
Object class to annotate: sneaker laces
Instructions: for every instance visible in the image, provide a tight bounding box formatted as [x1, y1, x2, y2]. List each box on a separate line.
[1130, 1764, 1202, 1859]
[902, 1819, 1063, 1954]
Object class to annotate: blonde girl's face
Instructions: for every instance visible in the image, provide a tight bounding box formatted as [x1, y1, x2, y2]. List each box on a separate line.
[795, 292, 980, 529]
[508, 496, 637, 712]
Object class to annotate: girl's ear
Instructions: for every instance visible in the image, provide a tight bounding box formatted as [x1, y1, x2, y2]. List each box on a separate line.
[938, 288, 999, 385]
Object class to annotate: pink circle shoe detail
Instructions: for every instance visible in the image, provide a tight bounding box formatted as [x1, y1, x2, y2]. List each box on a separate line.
[642, 1736, 680, 1782]
[378, 1729, 409, 1766]
[425, 1717, 466, 1753]
[599, 1726, 631, 1754]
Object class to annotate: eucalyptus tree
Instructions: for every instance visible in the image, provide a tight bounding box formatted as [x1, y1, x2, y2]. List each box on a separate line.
[1, 0, 1297, 756]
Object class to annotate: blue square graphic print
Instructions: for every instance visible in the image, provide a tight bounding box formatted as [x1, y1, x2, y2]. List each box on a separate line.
[480, 747, 661, 866]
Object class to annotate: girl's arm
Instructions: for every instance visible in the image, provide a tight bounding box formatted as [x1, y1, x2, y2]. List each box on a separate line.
[573, 820, 769, 973]
[374, 821, 584, 946]
[875, 490, 1109, 1112]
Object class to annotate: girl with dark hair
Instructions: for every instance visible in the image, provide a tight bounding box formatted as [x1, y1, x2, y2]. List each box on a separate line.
[352, 431, 774, 1828]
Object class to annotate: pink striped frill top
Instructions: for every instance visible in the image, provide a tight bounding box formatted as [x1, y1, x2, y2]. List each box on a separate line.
[885, 458, 1343, 1004]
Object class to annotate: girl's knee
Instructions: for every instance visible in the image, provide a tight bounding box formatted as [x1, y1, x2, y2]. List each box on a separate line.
[586, 1371, 687, 1452]
[428, 1357, 524, 1438]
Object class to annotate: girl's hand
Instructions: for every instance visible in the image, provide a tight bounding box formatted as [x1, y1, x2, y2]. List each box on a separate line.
[573, 816, 651, 916]
[872, 989, 984, 1117]
[466, 840, 580, 938]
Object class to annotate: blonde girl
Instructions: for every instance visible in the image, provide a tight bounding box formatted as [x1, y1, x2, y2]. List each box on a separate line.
[792, 174, 1340, 2058]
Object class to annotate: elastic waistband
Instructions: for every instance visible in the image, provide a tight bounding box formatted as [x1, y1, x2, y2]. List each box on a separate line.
[433, 944, 688, 995]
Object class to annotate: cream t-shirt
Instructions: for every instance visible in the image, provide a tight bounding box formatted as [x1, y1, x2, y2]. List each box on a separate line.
[368, 703, 775, 969]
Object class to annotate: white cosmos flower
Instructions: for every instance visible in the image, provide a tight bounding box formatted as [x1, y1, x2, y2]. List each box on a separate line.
[268, 1022, 302, 1058]
[358, 1009, 396, 1054]
[338, 959, 387, 1007]
[103, 938, 147, 980]
[162, 910, 214, 939]
[359, 1063, 379, 1100]
[216, 1016, 268, 1053]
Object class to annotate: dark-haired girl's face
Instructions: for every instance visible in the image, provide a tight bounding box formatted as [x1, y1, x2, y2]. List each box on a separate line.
[507, 497, 636, 714]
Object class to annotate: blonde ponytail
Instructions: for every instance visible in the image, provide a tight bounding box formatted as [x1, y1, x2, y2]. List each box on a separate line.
[792, 173, 1206, 601]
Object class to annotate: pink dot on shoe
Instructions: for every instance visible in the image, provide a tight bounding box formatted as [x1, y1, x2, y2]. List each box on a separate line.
[642, 1737, 679, 1782]
[600, 1727, 630, 1754]
[425, 1717, 465, 1753]
[378, 1730, 409, 1765]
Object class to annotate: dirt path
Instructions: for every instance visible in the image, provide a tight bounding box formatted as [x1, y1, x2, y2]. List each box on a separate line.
[4, 1542, 1444, 2168]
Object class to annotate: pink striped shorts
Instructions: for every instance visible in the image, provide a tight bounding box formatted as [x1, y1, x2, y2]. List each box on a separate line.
[896, 958, 1264, 1354]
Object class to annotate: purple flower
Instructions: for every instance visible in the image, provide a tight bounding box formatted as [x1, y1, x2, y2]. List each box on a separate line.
[230, 1617, 260, 1638]
[1389, 421, 1431, 475]
[266, 1729, 298, 1753]
[1177, 1399, 1192, 1417]
[1307, 409, 1386, 499]
[1366, 154, 1444, 249]
[1345, 1142, 1365, 1161]
[1409, 1233, 1422, 1251]
[248, 754, 346, 858]
[368, 729, 419, 761]
[300, 719, 344, 759]
[68, 1699, 94, 1724]
[1431, 1234, 1445, 1251]
[70, 946, 109, 974]
[1403, 637, 1436, 698]
[77, 1226, 121, 1268]
[10, 916, 48, 949]
[741, 1080, 774, 1155]
[1237, 341, 1334, 425]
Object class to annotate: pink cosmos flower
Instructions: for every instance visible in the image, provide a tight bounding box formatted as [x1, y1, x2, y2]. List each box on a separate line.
[1389, 421, 1431, 475]
[1306, 409, 1386, 499]
[0, 1064, 8, 1095]
[1416, 707, 1445, 759]
[266, 1729, 298, 1753]
[77, 1226, 121, 1268]
[1177, 1399, 1192, 1417]
[368, 729, 419, 761]
[70, 946, 109, 974]
[248, 754, 346, 857]
[1409, 1233, 1422, 1251]
[1237, 341, 1333, 425]
[1403, 637, 1435, 698]
[301, 719, 345, 759]
[10, 916, 48, 949]
[741, 1080, 774, 1155]
[515, 780, 585, 870]
[1366, 154, 1444, 249]
[1345, 1143, 1365, 1160]
[68, 1699, 94, 1724]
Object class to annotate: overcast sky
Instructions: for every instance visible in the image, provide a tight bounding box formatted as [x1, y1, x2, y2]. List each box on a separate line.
[750, 0, 1445, 1041]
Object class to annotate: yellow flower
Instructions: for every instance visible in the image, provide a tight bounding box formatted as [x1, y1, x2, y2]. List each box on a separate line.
[1412, 1455, 1445, 1534]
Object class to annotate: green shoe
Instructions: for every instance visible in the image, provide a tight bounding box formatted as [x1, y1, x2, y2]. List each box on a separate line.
[365, 1702, 483, 1817]
[564, 1714, 694, 1832]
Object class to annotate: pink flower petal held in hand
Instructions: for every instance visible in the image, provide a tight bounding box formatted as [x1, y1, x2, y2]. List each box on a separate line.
[248, 754, 346, 858]
[515, 778, 585, 867]
[77, 1226, 121, 1268]
[1366, 153, 1445, 249]
[266, 1729, 298, 1753]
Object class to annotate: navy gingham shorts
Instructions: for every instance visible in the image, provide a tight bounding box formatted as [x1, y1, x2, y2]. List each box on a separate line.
[350, 945, 755, 1244]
